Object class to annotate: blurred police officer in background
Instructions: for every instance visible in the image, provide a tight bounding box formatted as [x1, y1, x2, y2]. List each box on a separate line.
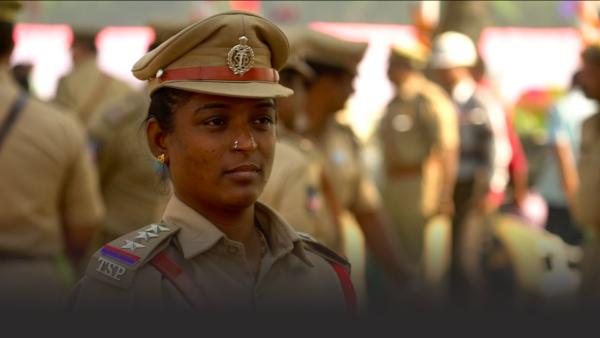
[575, 43, 600, 307]
[294, 28, 416, 309]
[260, 55, 344, 252]
[83, 22, 182, 252]
[374, 39, 459, 308]
[0, 1, 104, 309]
[54, 25, 134, 127]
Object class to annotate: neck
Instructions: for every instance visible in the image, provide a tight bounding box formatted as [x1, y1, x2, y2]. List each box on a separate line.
[177, 192, 256, 244]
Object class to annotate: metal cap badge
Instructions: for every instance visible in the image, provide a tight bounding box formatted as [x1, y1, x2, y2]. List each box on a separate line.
[227, 36, 255, 76]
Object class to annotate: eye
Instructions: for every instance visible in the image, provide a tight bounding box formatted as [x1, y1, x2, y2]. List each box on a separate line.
[203, 117, 226, 127]
[253, 116, 274, 125]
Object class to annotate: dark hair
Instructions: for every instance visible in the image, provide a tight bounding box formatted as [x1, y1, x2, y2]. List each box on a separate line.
[582, 45, 600, 66]
[280, 68, 308, 88]
[146, 87, 193, 133]
[305, 60, 351, 87]
[0, 21, 14, 57]
[72, 33, 97, 53]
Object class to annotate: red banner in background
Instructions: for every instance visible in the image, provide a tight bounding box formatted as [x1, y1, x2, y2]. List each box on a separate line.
[229, 1, 261, 13]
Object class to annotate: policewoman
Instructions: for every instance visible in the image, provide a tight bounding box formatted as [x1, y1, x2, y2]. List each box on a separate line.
[69, 11, 355, 312]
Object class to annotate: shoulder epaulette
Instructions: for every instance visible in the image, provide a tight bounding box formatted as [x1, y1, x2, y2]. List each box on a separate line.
[85, 223, 180, 289]
[297, 232, 351, 272]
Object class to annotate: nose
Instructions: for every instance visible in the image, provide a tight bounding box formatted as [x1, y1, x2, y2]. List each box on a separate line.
[232, 127, 257, 152]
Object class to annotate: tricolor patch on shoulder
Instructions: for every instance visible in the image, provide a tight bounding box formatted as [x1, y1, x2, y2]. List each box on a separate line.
[100, 245, 140, 266]
[297, 232, 351, 273]
[86, 222, 180, 289]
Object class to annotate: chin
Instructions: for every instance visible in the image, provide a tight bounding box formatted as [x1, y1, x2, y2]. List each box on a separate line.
[226, 189, 262, 208]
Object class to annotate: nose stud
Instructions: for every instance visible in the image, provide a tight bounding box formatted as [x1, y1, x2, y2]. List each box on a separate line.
[233, 140, 239, 150]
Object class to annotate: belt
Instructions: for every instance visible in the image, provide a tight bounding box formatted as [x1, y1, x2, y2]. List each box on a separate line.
[386, 163, 423, 178]
[0, 252, 53, 261]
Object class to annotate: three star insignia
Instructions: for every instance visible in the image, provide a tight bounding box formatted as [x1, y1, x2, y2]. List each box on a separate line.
[146, 224, 170, 234]
[121, 240, 145, 252]
[135, 231, 159, 241]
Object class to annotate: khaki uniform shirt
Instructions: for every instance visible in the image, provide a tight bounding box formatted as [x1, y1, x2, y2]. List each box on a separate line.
[379, 73, 458, 217]
[311, 119, 381, 216]
[378, 74, 458, 264]
[0, 67, 104, 308]
[70, 196, 348, 312]
[575, 113, 600, 233]
[0, 68, 104, 257]
[575, 112, 600, 305]
[54, 58, 134, 126]
[260, 127, 341, 252]
[88, 90, 170, 240]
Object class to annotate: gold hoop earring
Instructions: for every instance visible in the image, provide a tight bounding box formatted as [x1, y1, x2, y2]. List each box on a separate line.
[157, 153, 166, 164]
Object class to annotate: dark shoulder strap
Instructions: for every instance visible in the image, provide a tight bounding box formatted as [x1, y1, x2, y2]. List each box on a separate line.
[150, 250, 214, 311]
[0, 92, 28, 151]
[298, 232, 351, 271]
[328, 259, 357, 313]
[297, 232, 356, 312]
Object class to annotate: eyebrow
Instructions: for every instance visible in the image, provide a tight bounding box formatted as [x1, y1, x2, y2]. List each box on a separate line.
[196, 102, 228, 111]
[194, 100, 276, 114]
[255, 100, 276, 109]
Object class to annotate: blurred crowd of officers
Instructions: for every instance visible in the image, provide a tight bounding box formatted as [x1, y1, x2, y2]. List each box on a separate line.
[2, 2, 600, 312]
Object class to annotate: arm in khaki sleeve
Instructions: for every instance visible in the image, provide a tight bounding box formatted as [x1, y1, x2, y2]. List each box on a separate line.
[430, 96, 459, 216]
[260, 151, 317, 236]
[61, 126, 105, 263]
[351, 167, 416, 282]
[53, 76, 75, 111]
[574, 116, 600, 234]
[555, 140, 579, 211]
[354, 209, 416, 283]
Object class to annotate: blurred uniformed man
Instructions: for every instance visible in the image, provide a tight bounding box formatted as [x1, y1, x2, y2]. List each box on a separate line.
[429, 31, 512, 306]
[574, 44, 600, 307]
[54, 26, 134, 127]
[260, 58, 343, 252]
[0, 1, 104, 309]
[378, 40, 459, 270]
[297, 29, 414, 308]
[84, 23, 182, 249]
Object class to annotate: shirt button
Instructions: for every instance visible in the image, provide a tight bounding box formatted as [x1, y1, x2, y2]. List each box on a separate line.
[227, 246, 239, 255]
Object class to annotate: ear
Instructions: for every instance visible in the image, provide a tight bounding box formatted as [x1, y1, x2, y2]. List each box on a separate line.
[146, 117, 169, 159]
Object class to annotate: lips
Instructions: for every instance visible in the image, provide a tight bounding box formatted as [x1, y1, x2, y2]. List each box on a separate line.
[224, 164, 261, 173]
[223, 163, 261, 181]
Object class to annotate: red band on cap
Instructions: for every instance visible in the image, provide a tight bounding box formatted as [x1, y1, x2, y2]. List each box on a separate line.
[158, 66, 280, 83]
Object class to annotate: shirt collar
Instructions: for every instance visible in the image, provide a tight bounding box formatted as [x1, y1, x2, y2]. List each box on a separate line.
[452, 77, 477, 105]
[162, 195, 313, 266]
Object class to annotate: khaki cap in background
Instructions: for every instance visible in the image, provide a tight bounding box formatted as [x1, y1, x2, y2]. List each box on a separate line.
[390, 39, 430, 70]
[293, 28, 367, 76]
[132, 10, 293, 99]
[282, 55, 315, 80]
[0, 1, 22, 24]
